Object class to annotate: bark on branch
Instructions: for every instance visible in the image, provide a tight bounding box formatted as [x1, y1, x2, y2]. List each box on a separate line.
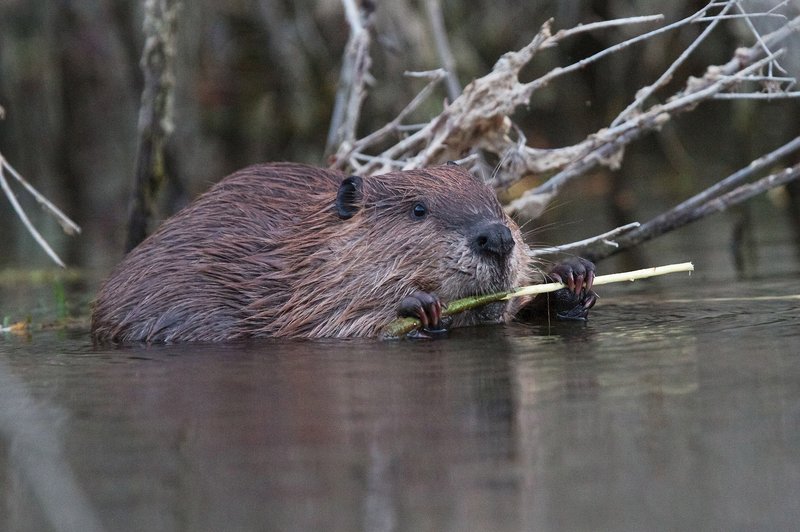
[126, 0, 180, 252]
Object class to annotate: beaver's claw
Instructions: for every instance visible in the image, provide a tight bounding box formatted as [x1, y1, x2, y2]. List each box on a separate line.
[549, 287, 597, 321]
[515, 257, 598, 323]
[546, 257, 597, 321]
[547, 256, 596, 294]
[398, 290, 448, 335]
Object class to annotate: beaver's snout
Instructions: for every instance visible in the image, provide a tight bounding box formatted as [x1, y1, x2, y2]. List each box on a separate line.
[471, 221, 515, 258]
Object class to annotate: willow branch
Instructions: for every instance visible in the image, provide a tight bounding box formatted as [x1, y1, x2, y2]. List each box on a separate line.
[509, 262, 694, 298]
[381, 262, 695, 338]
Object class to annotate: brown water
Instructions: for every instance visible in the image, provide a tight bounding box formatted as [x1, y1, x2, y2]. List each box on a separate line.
[2, 216, 800, 531]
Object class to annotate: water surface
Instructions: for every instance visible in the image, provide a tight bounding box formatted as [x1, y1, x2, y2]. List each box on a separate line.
[2, 271, 799, 531]
[2, 209, 800, 531]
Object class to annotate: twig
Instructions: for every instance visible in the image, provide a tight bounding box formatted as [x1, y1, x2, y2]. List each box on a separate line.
[683, 164, 800, 220]
[583, 159, 800, 262]
[694, 13, 789, 22]
[1, 157, 81, 235]
[528, 222, 641, 257]
[766, 1, 793, 15]
[714, 91, 800, 99]
[508, 40, 794, 216]
[733, 0, 788, 75]
[612, 1, 734, 127]
[523, 14, 666, 95]
[330, 69, 447, 169]
[549, 14, 665, 40]
[0, 157, 67, 268]
[424, 0, 461, 102]
[381, 262, 694, 338]
[334, 13, 665, 176]
[325, 0, 376, 157]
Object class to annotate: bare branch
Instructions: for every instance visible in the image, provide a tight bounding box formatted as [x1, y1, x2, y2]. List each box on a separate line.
[325, 0, 376, 158]
[732, 0, 788, 75]
[612, 1, 734, 127]
[714, 90, 800, 99]
[522, 14, 666, 97]
[568, 137, 800, 261]
[528, 222, 642, 258]
[333, 13, 665, 176]
[2, 157, 81, 236]
[424, 0, 461, 102]
[0, 156, 67, 268]
[589, 163, 800, 262]
[548, 14, 665, 40]
[330, 69, 447, 171]
[507, 26, 798, 217]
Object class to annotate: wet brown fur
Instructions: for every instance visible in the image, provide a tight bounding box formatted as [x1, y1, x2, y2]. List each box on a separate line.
[91, 163, 532, 342]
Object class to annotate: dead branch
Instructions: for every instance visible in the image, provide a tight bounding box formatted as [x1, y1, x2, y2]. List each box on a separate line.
[585, 163, 800, 262]
[325, 1, 800, 267]
[329, 2, 799, 221]
[529, 222, 641, 258]
[0, 154, 81, 267]
[126, 0, 180, 252]
[611, 1, 736, 127]
[333, 69, 447, 174]
[508, 11, 800, 217]
[424, 0, 461, 102]
[559, 136, 800, 261]
[325, 0, 376, 159]
[330, 13, 665, 177]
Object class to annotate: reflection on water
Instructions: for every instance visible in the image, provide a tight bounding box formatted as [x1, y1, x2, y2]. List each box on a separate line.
[1, 273, 799, 531]
[2, 211, 800, 531]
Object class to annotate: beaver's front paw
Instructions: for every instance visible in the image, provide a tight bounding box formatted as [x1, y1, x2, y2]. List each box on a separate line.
[398, 290, 448, 335]
[516, 257, 597, 322]
[546, 257, 597, 321]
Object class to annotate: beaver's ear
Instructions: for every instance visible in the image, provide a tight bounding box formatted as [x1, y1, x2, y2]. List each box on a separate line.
[336, 176, 363, 219]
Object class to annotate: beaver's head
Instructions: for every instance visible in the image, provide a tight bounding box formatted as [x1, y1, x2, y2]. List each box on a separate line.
[332, 164, 529, 306]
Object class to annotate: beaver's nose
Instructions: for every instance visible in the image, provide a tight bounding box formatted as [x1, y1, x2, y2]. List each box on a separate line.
[472, 222, 515, 257]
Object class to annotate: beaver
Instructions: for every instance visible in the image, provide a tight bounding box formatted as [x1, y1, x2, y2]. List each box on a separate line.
[91, 162, 596, 343]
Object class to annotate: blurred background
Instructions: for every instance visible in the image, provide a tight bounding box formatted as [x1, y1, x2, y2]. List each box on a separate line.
[1, 0, 799, 279]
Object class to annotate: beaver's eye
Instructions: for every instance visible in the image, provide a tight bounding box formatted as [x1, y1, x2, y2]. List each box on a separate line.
[411, 202, 428, 219]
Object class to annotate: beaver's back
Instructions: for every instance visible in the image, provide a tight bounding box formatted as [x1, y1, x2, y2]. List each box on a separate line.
[91, 163, 347, 343]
